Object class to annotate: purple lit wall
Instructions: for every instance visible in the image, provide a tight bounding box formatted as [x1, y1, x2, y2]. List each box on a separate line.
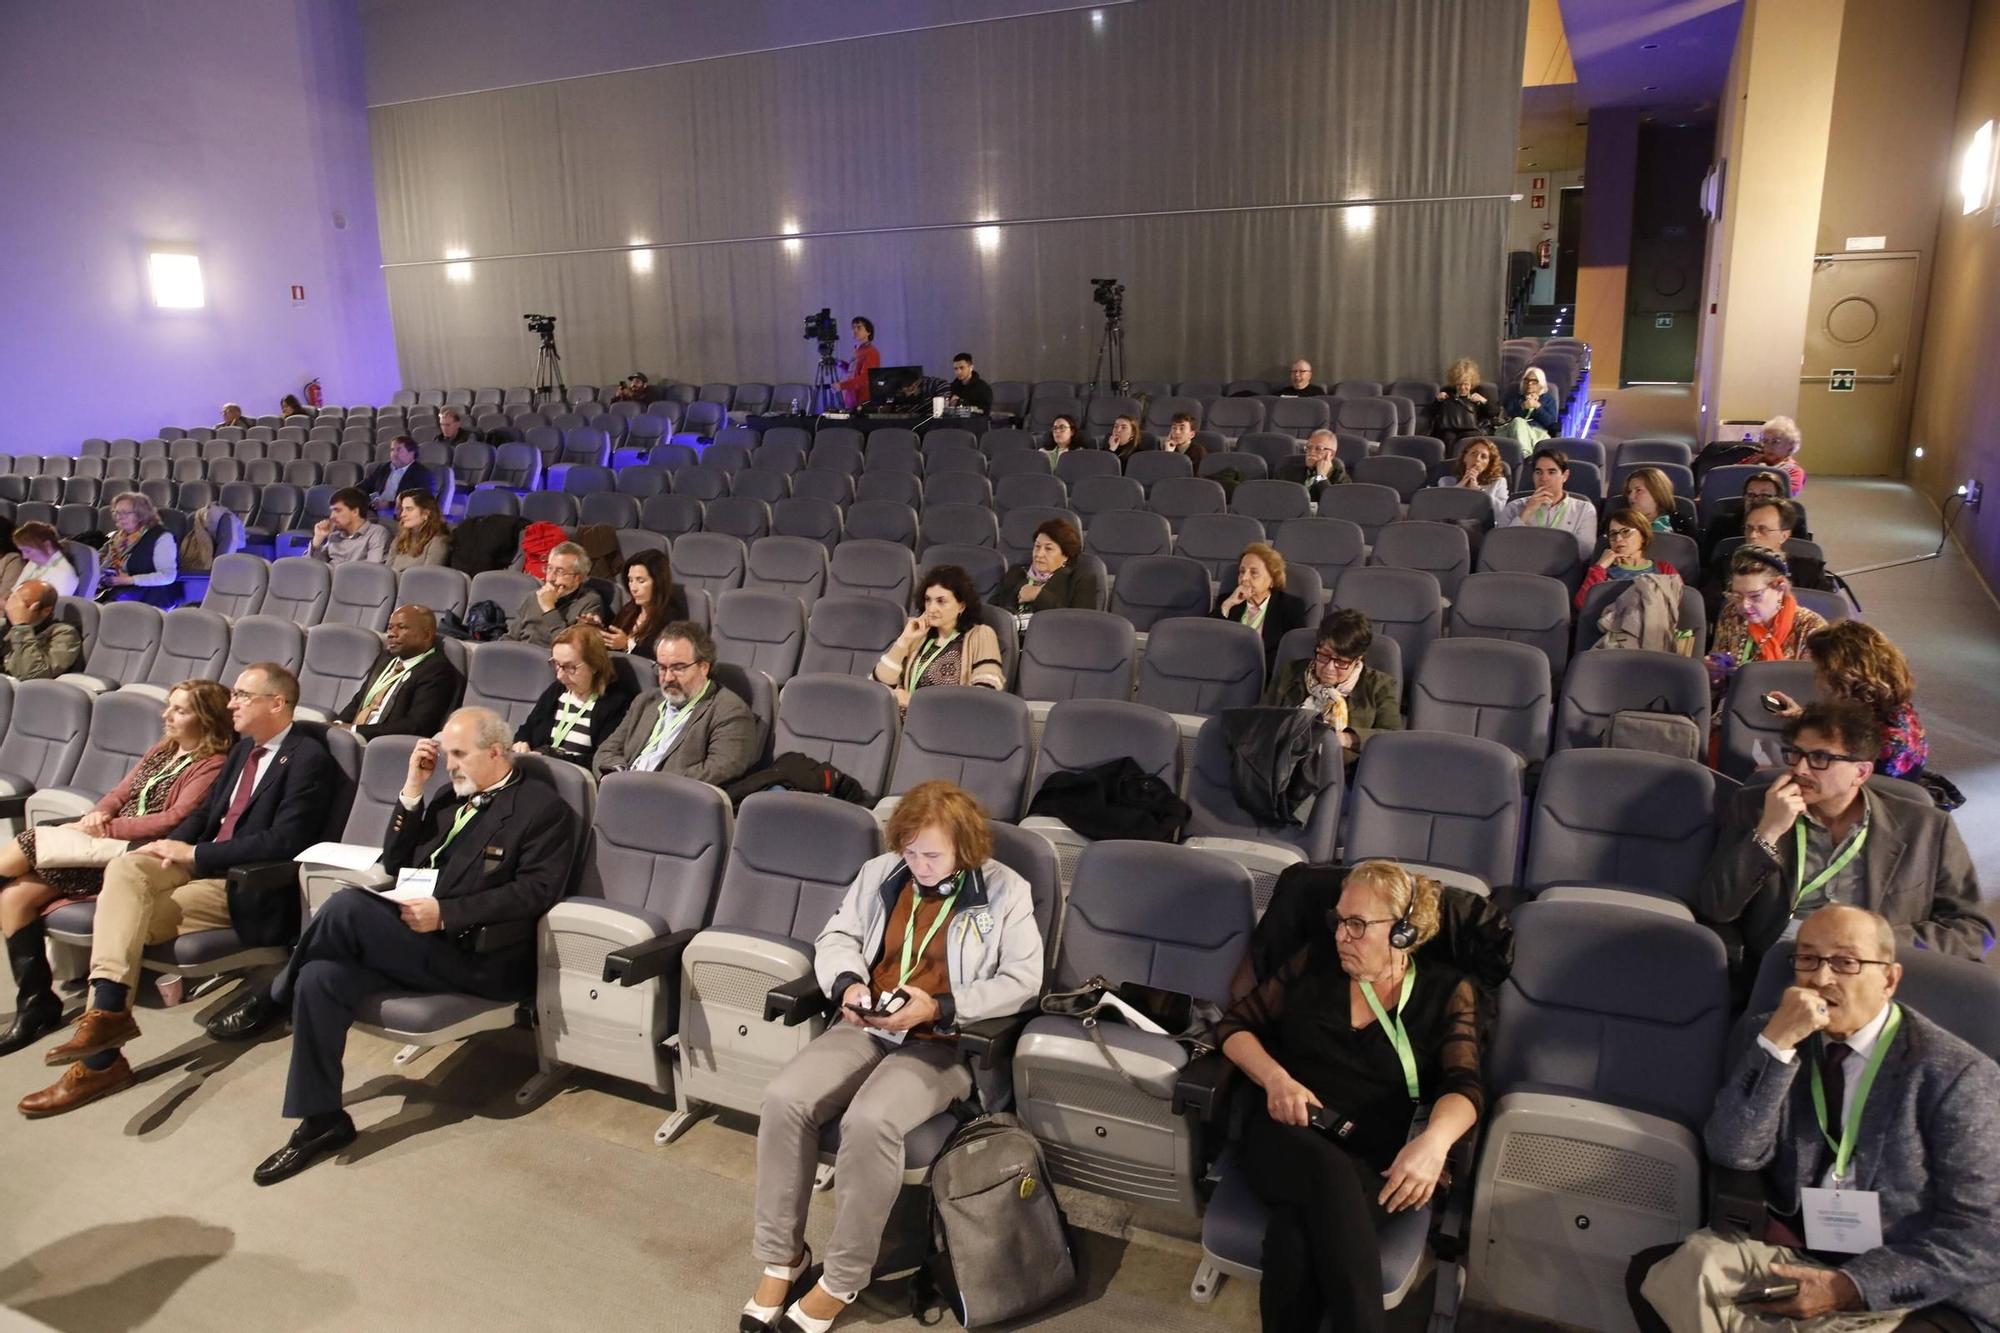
[0, 0, 399, 452]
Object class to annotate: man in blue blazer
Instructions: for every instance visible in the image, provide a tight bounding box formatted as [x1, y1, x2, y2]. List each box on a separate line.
[1629, 904, 2000, 1331]
[18, 663, 334, 1117]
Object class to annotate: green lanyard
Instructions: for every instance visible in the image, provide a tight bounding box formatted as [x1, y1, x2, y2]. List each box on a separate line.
[133, 752, 196, 817]
[639, 681, 710, 760]
[549, 694, 596, 751]
[428, 798, 483, 868]
[1809, 1004, 1901, 1182]
[904, 631, 956, 691]
[1359, 962, 1421, 1101]
[1535, 498, 1566, 529]
[357, 649, 432, 717]
[899, 873, 963, 987]
[1793, 818, 1869, 912]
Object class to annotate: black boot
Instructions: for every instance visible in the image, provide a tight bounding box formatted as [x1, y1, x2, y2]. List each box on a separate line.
[0, 922, 65, 1057]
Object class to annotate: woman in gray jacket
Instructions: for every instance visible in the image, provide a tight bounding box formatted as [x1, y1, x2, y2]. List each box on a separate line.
[741, 779, 1044, 1333]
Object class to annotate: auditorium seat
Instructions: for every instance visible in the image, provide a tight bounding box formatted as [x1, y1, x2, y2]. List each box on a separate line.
[1148, 476, 1227, 532]
[701, 440, 753, 475]
[639, 493, 704, 539]
[1183, 712, 1342, 910]
[463, 488, 520, 521]
[1370, 520, 1472, 601]
[0, 680, 92, 836]
[998, 506, 1082, 569]
[879, 686, 1031, 822]
[710, 589, 805, 681]
[1477, 524, 1584, 594]
[916, 501, 998, 553]
[1125, 450, 1194, 490]
[995, 470, 1068, 514]
[824, 538, 915, 607]
[520, 491, 578, 527]
[1574, 580, 1707, 654]
[771, 673, 900, 801]
[1383, 434, 1447, 469]
[1108, 554, 1210, 631]
[578, 492, 641, 529]
[1083, 509, 1173, 574]
[1345, 731, 1522, 895]
[703, 496, 772, 544]
[202, 552, 269, 618]
[1055, 449, 1121, 488]
[1522, 749, 1721, 908]
[1012, 841, 1253, 1212]
[1266, 397, 1330, 438]
[1467, 898, 1729, 1329]
[922, 543, 1006, 602]
[671, 532, 748, 600]
[461, 640, 553, 728]
[799, 595, 902, 677]
[1018, 697, 1183, 886]
[1313, 482, 1402, 545]
[1715, 660, 1818, 781]
[1409, 637, 1553, 765]
[295, 623, 385, 722]
[263, 557, 332, 627]
[854, 470, 923, 509]
[1228, 479, 1312, 535]
[771, 496, 844, 552]
[1554, 649, 1711, 754]
[1334, 566, 1442, 675]
[1448, 572, 1571, 678]
[1016, 608, 1136, 712]
[326, 561, 397, 631]
[743, 535, 828, 609]
[922, 470, 992, 508]
[1135, 618, 1265, 748]
[60, 601, 162, 694]
[1352, 454, 1427, 502]
[673, 463, 730, 503]
[843, 499, 919, 551]
[221, 615, 307, 685]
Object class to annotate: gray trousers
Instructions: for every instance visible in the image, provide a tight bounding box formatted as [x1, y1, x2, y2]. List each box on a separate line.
[754, 1023, 972, 1295]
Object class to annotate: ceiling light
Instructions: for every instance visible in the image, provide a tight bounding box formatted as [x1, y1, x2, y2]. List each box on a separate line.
[147, 252, 205, 308]
[1962, 120, 1996, 215]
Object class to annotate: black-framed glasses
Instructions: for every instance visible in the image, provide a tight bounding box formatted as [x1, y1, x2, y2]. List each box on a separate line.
[1791, 950, 1894, 976]
[229, 689, 278, 704]
[1313, 649, 1360, 671]
[548, 658, 586, 674]
[1329, 914, 1394, 939]
[656, 660, 699, 675]
[1780, 745, 1864, 771]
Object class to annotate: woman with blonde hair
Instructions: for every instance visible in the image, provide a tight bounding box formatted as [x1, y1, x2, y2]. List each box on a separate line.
[97, 491, 179, 606]
[0, 681, 234, 1054]
[1767, 620, 1927, 778]
[1619, 466, 1697, 538]
[740, 778, 1043, 1333]
[1218, 859, 1484, 1332]
[1441, 438, 1509, 516]
[1426, 358, 1500, 452]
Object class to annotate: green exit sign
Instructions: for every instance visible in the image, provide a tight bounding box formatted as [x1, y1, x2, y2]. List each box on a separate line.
[1829, 369, 1857, 392]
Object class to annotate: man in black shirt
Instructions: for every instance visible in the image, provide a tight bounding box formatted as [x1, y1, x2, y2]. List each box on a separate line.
[946, 353, 993, 413]
[1278, 359, 1324, 397]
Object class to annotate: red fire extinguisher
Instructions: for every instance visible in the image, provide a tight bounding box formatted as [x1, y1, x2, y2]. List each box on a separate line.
[1536, 239, 1553, 269]
[305, 378, 323, 408]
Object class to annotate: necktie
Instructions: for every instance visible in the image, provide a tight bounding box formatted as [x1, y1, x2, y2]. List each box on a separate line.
[217, 746, 269, 842]
[1820, 1041, 1852, 1153]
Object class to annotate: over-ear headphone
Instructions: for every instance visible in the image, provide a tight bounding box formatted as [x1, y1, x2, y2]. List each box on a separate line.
[1387, 886, 1419, 951]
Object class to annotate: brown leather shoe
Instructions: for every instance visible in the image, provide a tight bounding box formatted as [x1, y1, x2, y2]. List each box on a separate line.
[19, 1055, 135, 1118]
[43, 1008, 141, 1066]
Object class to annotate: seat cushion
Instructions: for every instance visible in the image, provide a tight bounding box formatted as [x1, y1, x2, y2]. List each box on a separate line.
[818, 1107, 959, 1170]
[354, 990, 517, 1033]
[0, 772, 36, 799]
[1201, 1146, 1432, 1292]
[44, 899, 97, 938]
[143, 928, 290, 970]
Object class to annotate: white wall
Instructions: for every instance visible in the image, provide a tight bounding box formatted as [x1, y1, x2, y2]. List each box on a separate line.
[0, 0, 399, 452]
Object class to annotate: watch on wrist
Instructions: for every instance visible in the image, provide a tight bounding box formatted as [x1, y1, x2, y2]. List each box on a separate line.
[1751, 832, 1782, 862]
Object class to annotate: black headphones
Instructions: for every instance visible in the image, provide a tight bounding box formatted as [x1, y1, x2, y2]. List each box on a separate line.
[1387, 892, 1419, 952]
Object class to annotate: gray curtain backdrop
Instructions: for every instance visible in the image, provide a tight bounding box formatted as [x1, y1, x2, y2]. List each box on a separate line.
[369, 0, 1527, 392]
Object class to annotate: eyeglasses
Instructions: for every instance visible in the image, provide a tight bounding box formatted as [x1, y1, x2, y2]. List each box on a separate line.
[1313, 650, 1360, 671]
[1780, 745, 1865, 771]
[656, 660, 699, 675]
[547, 565, 584, 580]
[229, 689, 278, 704]
[1791, 950, 1894, 976]
[548, 658, 586, 674]
[1331, 915, 1394, 939]
[1607, 527, 1637, 540]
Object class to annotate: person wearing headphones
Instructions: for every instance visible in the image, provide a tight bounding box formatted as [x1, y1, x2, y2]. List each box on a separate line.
[1216, 859, 1484, 1333]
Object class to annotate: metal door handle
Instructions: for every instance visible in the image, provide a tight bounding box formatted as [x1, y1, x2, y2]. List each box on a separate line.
[1890, 353, 1902, 376]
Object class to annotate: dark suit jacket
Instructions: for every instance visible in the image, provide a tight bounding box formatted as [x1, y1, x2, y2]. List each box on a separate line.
[364, 459, 438, 500]
[383, 773, 577, 935]
[1215, 588, 1310, 673]
[173, 727, 336, 945]
[994, 562, 1103, 614]
[1707, 1006, 2000, 1325]
[1698, 780, 1990, 960]
[336, 648, 463, 741]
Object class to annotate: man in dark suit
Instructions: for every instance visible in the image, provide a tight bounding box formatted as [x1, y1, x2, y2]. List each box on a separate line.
[19, 663, 334, 1117]
[333, 604, 461, 741]
[1299, 429, 1350, 502]
[1629, 904, 2000, 1330]
[364, 435, 437, 508]
[1699, 701, 1989, 962]
[233, 706, 576, 1184]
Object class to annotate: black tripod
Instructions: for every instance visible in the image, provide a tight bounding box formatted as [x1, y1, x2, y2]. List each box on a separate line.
[1088, 304, 1127, 395]
[810, 341, 842, 414]
[532, 329, 568, 406]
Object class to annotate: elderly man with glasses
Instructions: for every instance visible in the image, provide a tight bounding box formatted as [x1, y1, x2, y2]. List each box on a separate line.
[506, 540, 606, 646]
[1628, 903, 2000, 1331]
[16, 663, 335, 1117]
[1699, 700, 1987, 962]
[591, 622, 758, 786]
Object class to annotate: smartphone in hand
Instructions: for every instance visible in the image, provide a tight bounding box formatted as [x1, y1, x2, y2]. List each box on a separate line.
[1732, 1280, 1800, 1306]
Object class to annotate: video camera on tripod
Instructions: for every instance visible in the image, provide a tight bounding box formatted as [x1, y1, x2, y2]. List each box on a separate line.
[1087, 278, 1127, 394]
[803, 308, 843, 415]
[1090, 278, 1125, 324]
[523, 313, 565, 401]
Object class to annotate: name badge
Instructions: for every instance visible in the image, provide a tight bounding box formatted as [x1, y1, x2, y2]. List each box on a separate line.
[1800, 1185, 1884, 1253]
[391, 868, 439, 900]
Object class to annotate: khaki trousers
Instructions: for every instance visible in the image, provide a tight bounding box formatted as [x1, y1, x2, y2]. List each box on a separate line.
[1641, 1230, 1908, 1333]
[86, 852, 231, 989]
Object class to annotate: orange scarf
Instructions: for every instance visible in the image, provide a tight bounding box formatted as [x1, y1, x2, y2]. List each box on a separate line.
[1745, 594, 1798, 662]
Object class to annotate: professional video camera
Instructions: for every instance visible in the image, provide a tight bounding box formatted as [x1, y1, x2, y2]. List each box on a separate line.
[803, 308, 838, 347]
[1090, 277, 1125, 323]
[524, 313, 558, 337]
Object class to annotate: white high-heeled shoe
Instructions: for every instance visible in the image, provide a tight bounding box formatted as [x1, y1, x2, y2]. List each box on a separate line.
[775, 1278, 858, 1333]
[738, 1246, 812, 1332]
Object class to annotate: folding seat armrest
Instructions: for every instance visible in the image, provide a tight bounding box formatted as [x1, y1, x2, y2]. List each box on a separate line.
[226, 861, 301, 896]
[602, 927, 698, 987]
[1429, 1128, 1483, 1262]
[469, 919, 535, 954]
[765, 974, 831, 1026]
[955, 1010, 1034, 1069]
[1708, 1165, 1769, 1240]
[1171, 1050, 1237, 1120]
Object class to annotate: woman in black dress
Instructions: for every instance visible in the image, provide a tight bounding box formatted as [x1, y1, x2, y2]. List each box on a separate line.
[1218, 859, 1484, 1333]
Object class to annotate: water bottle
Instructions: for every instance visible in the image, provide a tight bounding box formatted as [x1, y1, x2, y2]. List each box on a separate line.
[790, 395, 801, 416]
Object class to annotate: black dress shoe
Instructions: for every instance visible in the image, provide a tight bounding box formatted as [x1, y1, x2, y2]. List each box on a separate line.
[206, 991, 284, 1042]
[0, 993, 66, 1058]
[253, 1115, 357, 1186]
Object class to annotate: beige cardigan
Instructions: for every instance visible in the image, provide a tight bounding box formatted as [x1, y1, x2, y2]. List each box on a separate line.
[875, 622, 1006, 693]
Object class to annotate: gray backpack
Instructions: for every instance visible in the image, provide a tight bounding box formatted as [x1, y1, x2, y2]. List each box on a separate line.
[921, 1113, 1076, 1327]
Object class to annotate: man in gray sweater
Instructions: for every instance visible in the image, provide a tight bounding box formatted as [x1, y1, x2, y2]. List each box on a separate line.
[1629, 904, 2000, 1331]
[507, 541, 606, 646]
[2, 580, 81, 681]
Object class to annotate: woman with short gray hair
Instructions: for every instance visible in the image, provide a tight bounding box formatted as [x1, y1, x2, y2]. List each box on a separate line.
[1757, 416, 1806, 495]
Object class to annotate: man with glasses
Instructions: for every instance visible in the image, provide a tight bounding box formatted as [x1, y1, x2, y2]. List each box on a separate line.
[1298, 429, 1349, 502]
[1699, 701, 1986, 961]
[1702, 495, 1831, 619]
[1277, 359, 1324, 397]
[1628, 903, 2000, 1331]
[17, 664, 334, 1117]
[221, 707, 577, 1185]
[506, 540, 606, 646]
[591, 622, 757, 785]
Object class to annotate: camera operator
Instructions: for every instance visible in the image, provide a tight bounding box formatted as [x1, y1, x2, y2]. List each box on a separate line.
[836, 317, 880, 409]
[613, 374, 654, 406]
[946, 353, 992, 414]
